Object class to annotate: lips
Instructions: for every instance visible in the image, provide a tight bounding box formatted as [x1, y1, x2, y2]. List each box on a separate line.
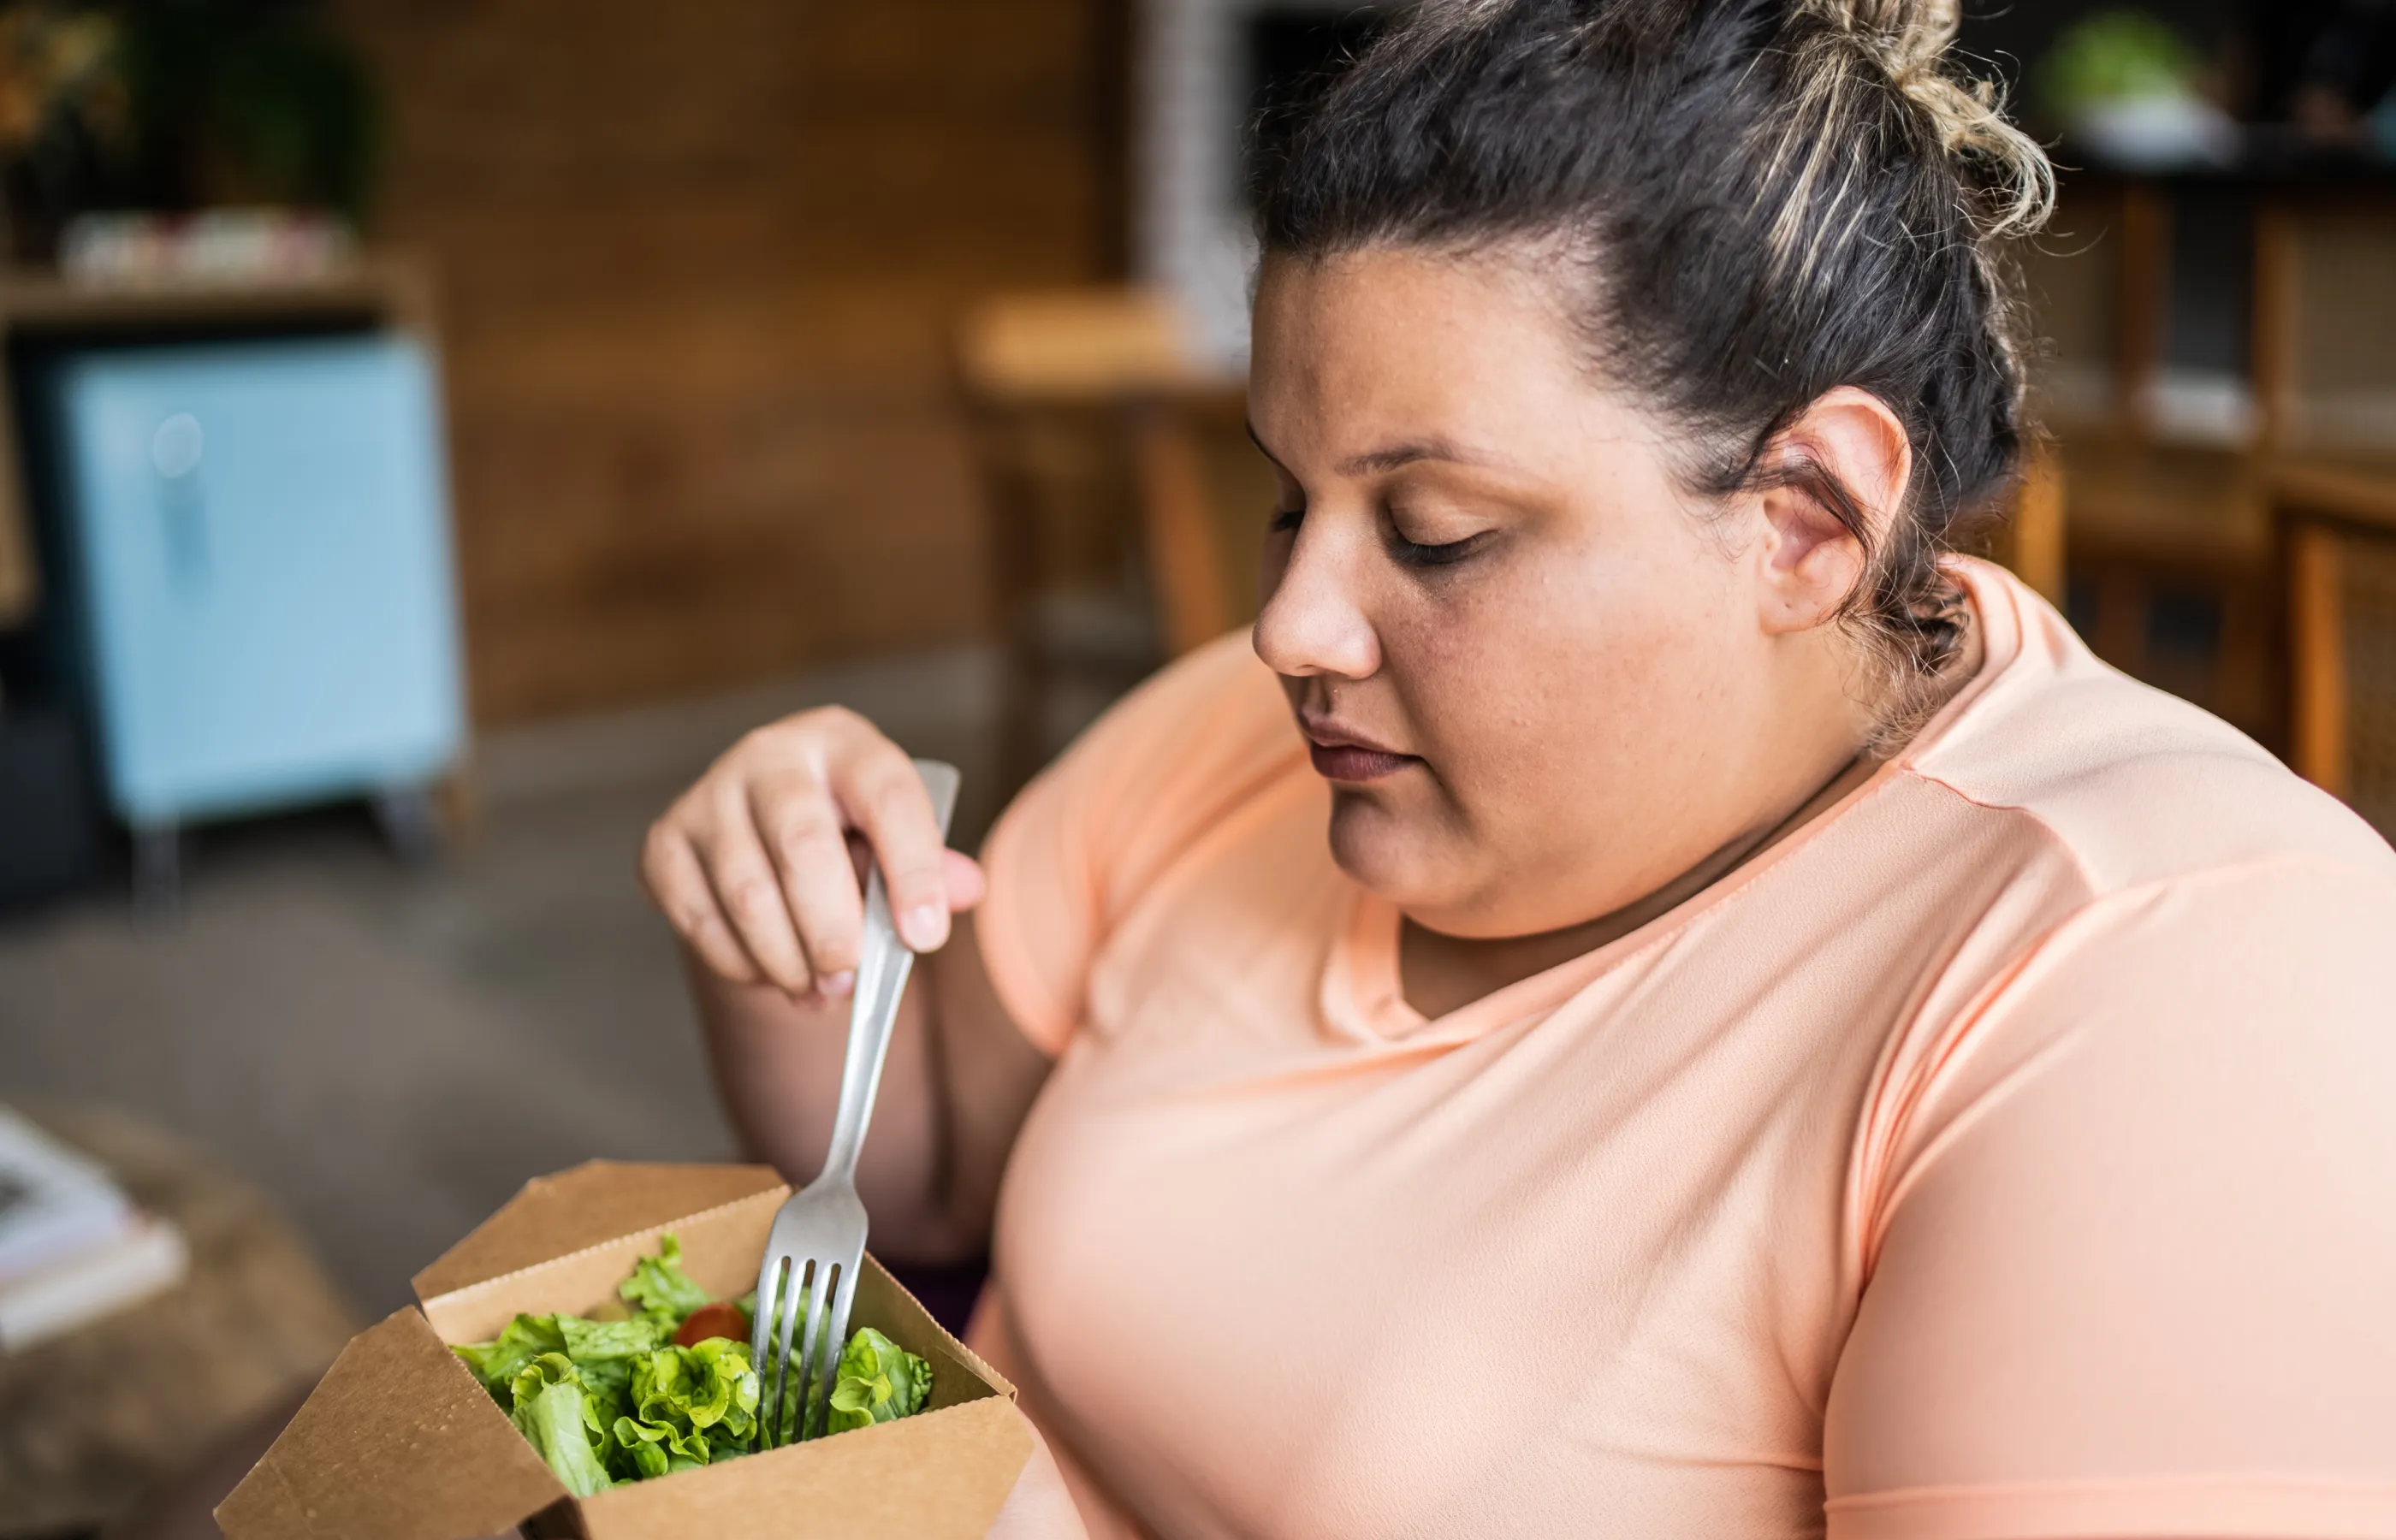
[1308, 743, 1414, 781]
[1299, 717, 1418, 783]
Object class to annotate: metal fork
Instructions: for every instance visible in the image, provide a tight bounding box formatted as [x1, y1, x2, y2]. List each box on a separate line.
[752, 757, 960, 1448]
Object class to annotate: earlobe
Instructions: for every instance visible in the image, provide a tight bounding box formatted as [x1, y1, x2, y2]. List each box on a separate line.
[1755, 388, 1912, 636]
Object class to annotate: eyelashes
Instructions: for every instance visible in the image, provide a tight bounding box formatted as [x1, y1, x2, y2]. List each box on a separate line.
[1389, 531, 1486, 569]
[1266, 506, 1488, 570]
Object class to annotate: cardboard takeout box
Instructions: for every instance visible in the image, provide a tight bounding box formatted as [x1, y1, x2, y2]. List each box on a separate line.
[218, 1162, 1031, 1540]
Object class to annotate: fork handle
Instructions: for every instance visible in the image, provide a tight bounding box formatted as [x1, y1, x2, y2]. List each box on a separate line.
[817, 759, 961, 1188]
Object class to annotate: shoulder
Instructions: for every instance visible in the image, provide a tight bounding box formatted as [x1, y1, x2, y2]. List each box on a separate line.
[1033, 630, 1306, 886]
[1907, 562, 2396, 895]
[974, 632, 1306, 1051]
[1857, 569, 2396, 1254]
[1070, 628, 1302, 791]
[1828, 844, 2396, 1526]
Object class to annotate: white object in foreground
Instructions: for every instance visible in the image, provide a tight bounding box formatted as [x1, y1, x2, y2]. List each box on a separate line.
[0, 1210, 188, 1353]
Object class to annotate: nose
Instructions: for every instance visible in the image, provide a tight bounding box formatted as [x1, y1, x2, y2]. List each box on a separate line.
[1253, 517, 1382, 681]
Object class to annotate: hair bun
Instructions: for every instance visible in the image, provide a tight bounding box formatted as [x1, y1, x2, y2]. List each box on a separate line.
[1800, 0, 2055, 238]
[1810, 0, 1959, 72]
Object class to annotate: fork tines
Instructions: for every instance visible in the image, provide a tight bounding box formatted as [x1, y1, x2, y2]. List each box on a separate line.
[756, 1251, 862, 1448]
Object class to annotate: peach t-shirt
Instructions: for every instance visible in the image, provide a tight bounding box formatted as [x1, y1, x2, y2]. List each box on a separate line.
[968, 560, 2396, 1540]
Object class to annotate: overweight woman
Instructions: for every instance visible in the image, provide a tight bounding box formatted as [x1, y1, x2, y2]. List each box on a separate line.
[644, 2, 2396, 1535]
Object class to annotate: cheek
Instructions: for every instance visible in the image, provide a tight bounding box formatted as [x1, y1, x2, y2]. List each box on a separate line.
[1393, 524, 1747, 798]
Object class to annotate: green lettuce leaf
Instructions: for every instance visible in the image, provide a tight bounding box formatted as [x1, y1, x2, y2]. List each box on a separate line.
[821, 1327, 933, 1436]
[604, 1337, 761, 1477]
[619, 1232, 711, 1327]
[632, 1339, 758, 1435]
[454, 1239, 933, 1485]
[557, 1314, 670, 1403]
[506, 1353, 613, 1497]
[453, 1313, 566, 1401]
[609, 1413, 709, 1480]
[684, 1338, 762, 1460]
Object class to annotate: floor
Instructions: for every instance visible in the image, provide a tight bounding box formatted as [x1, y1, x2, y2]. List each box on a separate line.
[0, 643, 1091, 1318]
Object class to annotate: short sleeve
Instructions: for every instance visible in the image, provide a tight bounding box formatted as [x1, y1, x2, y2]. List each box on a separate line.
[975, 632, 1302, 1056]
[1824, 858, 2396, 1540]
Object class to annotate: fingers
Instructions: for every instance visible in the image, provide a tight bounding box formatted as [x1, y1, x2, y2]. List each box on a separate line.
[839, 743, 958, 952]
[641, 823, 762, 985]
[642, 706, 976, 992]
[753, 770, 866, 992]
[692, 785, 816, 996]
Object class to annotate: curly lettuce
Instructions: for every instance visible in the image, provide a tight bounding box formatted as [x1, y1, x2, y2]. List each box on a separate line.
[826, 1327, 933, 1434]
[618, 1233, 712, 1325]
[451, 1234, 930, 1491]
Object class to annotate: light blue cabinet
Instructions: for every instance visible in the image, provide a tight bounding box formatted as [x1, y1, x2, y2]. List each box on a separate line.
[50, 335, 465, 850]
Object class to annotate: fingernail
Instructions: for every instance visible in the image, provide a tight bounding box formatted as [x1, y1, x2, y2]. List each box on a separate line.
[901, 904, 946, 951]
[823, 970, 855, 998]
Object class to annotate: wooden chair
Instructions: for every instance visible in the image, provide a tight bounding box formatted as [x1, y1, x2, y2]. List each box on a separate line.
[2030, 176, 2396, 746]
[2276, 459, 2396, 837]
[1986, 438, 2067, 604]
[2031, 176, 2276, 737]
[954, 288, 1248, 789]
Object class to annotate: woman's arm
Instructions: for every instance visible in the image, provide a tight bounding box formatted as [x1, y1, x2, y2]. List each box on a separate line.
[644, 708, 1053, 1263]
[1824, 859, 2396, 1536]
[683, 916, 1048, 1261]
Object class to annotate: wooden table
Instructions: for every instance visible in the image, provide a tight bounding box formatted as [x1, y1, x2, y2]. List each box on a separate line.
[0, 1107, 360, 1540]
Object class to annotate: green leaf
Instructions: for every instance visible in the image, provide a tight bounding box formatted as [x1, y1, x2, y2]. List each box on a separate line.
[2036, 10, 2203, 121]
[618, 1232, 712, 1328]
[505, 1353, 612, 1497]
[452, 1313, 565, 1402]
[820, 1328, 933, 1436]
[557, 1314, 670, 1403]
[460, 1241, 946, 1484]
[599, 1337, 763, 1477]
[608, 1409, 709, 1478]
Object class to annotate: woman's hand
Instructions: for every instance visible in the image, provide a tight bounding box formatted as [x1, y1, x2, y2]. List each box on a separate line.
[645, 708, 1048, 1260]
[640, 707, 986, 999]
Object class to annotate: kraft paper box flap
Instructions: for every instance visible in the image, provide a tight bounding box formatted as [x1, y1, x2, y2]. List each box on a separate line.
[413, 1161, 784, 1303]
[227, 1163, 1026, 1540]
[216, 1306, 566, 1540]
[567, 1396, 1030, 1540]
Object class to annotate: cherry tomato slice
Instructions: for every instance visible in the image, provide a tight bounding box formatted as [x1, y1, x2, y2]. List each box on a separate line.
[674, 1301, 749, 1347]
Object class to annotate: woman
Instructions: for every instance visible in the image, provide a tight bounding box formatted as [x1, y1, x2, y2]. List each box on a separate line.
[645, 1, 2396, 1534]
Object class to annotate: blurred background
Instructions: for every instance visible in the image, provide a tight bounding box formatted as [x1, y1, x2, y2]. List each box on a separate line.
[0, 1, 2390, 1533]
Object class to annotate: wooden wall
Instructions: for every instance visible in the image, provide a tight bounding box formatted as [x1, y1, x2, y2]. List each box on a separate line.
[330, 0, 1126, 722]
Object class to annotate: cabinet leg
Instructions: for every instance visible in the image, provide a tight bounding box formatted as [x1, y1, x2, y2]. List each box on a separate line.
[431, 762, 480, 852]
[133, 823, 181, 922]
[373, 784, 445, 868]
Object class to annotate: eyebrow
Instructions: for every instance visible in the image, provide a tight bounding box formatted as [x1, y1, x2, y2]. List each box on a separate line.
[1244, 421, 1516, 478]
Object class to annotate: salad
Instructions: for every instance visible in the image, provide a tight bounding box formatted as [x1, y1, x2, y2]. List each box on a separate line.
[453, 1235, 934, 1495]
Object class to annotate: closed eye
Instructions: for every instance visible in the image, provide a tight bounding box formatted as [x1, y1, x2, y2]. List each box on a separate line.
[1389, 529, 1488, 568]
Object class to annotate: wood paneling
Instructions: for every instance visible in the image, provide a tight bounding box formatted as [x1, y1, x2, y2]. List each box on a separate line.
[331, 0, 1125, 721]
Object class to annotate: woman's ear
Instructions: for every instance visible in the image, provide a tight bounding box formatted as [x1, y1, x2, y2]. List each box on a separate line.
[1751, 386, 1912, 636]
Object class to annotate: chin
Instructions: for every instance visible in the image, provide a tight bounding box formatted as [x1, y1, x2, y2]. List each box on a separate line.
[1325, 791, 1450, 907]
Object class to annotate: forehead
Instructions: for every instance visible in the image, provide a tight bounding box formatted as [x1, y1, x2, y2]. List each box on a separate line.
[1248, 246, 1623, 469]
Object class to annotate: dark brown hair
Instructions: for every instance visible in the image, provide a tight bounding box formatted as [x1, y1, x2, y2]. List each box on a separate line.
[1254, 0, 2054, 693]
